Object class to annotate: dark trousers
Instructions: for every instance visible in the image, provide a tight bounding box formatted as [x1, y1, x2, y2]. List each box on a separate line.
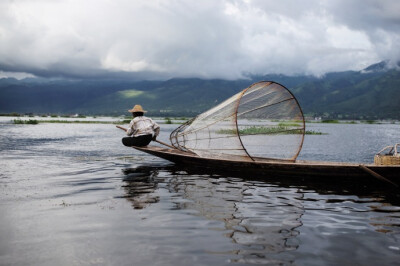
[122, 134, 153, 147]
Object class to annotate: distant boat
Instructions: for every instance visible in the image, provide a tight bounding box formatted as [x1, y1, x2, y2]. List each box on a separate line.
[132, 81, 400, 187]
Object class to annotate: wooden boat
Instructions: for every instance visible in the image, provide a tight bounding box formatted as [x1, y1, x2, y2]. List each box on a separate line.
[134, 145, 400, 186]
[125, 81, 400, 186]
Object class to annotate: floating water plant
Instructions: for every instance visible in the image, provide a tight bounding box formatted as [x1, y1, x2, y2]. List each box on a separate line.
[13, 119, 38, 125]
[217, 126, 326, 135]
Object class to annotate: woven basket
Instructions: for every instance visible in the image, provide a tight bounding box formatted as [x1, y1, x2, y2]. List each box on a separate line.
[374, 154, 400, 165]
[374, 143, 400, 165]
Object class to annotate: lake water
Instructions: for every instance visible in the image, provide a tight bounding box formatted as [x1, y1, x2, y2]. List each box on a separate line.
[1, 118, 400, 265]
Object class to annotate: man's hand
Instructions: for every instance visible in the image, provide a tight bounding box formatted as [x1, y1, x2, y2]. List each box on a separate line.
[152, 136, 157, 141]
[116, 125, 128, 132]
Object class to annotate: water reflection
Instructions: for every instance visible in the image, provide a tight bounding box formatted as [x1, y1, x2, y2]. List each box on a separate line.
[171, 166, 400, 236]
[121, 166, 160, 209]
[3, 122, 400, 265]
[122, 165, 305, 263]
[168, 174, 304, 263]
[121, 164, 400, 263]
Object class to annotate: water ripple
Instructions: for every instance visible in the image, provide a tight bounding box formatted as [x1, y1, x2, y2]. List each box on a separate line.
[1, 123, 400, 265]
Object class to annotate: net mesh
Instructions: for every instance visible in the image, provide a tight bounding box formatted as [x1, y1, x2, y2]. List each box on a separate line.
[170, 81, 305, 162]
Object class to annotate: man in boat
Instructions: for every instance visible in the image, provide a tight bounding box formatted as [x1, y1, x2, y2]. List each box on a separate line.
[121, 105, 160, 147]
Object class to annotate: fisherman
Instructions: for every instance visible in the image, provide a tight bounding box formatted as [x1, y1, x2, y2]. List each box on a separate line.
[121, 105, 160, 147]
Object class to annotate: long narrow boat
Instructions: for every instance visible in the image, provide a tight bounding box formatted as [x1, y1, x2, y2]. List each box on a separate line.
[128, 81, 400, 186]
[134, 145, 400, 183]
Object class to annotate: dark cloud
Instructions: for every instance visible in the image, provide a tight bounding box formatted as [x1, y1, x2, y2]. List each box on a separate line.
[0, 0, 399, 80]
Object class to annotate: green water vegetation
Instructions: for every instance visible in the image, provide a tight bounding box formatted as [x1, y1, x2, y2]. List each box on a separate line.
[217, 126, 326, 135]
[308, 120, 368, 124]
[13, 119, 117, 124]
[160, 117, 190, 124]
[321, 119, 340, 123]
[320, 119, 358, 124]
[11, 117, 188, 125]
[324, 119, 381, 124]
[278, 122, 302, 127]
[43, 120, 116, 124]
[13, 119, 38, 124]
[305, 130, 326, 135]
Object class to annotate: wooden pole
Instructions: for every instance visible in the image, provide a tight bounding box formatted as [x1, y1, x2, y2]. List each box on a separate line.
[154, 139, 175, 149]
[115, 125, 175, 149]
[359, 164, 398, 187]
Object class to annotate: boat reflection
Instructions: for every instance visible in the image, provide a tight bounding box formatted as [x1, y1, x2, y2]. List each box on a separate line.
[121, 164, 400, 263]
[122, 164, 304, 263]
[167, 173, 304, 263]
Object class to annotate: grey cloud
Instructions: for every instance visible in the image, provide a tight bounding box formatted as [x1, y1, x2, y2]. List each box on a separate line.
[328, 0, 400, 62]
[327, 0, 400, 32]
[0, 0, 399, 80]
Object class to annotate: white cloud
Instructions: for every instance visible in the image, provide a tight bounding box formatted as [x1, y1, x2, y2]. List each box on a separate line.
[0, 0, 399, 79]
[0, 71, 34, 80]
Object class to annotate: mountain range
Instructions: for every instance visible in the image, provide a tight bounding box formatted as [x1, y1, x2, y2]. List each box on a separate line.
[1, 61, 399, 119]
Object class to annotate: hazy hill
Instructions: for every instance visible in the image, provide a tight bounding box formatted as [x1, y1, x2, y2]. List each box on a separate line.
[291, 69, 400, 119]
[0, 62, 399, 119]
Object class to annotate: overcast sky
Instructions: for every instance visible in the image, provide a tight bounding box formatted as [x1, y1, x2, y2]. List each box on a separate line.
[0, 0, 399, 80]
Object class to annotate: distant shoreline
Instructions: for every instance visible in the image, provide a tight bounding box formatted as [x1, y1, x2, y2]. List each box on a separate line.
[2, 115, 398, 126]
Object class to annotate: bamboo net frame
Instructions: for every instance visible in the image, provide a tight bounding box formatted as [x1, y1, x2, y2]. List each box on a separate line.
[170, 81, 305, 162]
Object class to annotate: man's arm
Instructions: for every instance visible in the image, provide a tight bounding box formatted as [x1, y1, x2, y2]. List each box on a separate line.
[116, 125, 127, 132]
[126, 119, 136, 136]
[152, 121, 160, 140]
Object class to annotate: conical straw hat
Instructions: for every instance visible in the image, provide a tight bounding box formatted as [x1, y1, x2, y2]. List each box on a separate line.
[128, 104, 147, 113]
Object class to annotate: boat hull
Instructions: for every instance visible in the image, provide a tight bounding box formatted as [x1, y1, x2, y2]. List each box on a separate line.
[133, 146, 400, 185]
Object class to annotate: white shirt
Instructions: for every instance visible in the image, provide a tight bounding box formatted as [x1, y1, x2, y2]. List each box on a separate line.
[127, 116, 160, 137]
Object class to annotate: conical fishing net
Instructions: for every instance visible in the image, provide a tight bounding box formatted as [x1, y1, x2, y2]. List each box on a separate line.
[170, 81, 305, 162]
